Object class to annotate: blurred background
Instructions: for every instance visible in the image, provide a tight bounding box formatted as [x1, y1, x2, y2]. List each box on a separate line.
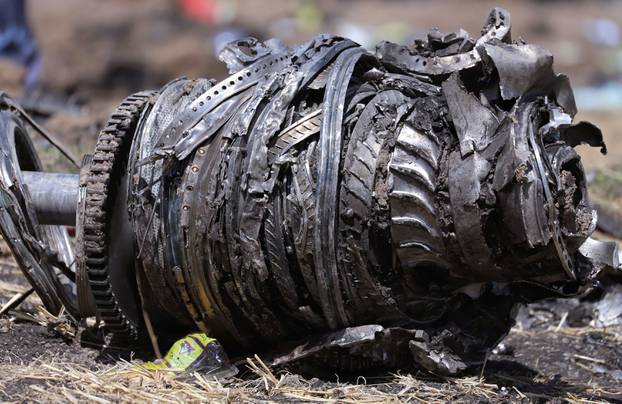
[0, 0, 620, 176]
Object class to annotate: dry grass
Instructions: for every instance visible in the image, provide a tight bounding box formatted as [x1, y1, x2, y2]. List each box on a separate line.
[0, 355, 512, 403]
[0, 351, 618, 403]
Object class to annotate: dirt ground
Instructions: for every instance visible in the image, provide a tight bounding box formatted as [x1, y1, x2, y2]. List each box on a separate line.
[1, 268, 621, 402]
[1, 0, 622, 402]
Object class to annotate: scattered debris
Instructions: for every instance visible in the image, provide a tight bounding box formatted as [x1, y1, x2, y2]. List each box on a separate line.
[0, 7, 619, 379]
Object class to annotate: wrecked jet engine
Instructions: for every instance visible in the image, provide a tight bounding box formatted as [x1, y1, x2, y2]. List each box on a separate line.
[0, 8, 620, 375]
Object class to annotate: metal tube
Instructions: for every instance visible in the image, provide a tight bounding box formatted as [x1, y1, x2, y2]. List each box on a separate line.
[22, 171, 78, 226]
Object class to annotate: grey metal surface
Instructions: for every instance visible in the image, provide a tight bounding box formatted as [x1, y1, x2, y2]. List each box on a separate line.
[22, 171, 78, 226]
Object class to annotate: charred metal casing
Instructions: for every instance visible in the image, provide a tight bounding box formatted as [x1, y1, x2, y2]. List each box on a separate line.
[0, 8, 619, 375]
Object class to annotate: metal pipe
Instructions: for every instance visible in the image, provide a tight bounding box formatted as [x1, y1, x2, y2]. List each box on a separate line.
[22, 171, 78, 226]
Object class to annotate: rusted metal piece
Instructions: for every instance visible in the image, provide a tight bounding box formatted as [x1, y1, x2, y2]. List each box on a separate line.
[0, 8, 620, 375]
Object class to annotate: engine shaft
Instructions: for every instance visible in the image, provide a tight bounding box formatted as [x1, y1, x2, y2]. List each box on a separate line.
[22, 171, 78, 226]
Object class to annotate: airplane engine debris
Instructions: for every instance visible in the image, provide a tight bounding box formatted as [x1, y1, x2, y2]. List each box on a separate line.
[0, 8, 620, 376]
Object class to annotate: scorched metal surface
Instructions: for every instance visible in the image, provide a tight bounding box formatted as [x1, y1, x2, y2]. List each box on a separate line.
[0, 8, 619, 375]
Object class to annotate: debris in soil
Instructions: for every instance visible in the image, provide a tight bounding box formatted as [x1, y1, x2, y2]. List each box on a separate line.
[517, 274, 622, 330]
[0, 5, 621, 394]
[592, 283, 622, 327]
[0, 320, 621, 402]
[489, 324, 622, 401]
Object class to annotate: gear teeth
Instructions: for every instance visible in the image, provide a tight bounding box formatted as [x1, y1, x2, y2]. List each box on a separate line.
[81, 91, 155, 341]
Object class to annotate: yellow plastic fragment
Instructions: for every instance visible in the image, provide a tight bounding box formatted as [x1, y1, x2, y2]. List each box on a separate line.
[141, 333, 217, 371]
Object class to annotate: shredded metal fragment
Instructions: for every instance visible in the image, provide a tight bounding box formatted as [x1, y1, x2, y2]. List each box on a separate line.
[0, 8, 620, 376]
